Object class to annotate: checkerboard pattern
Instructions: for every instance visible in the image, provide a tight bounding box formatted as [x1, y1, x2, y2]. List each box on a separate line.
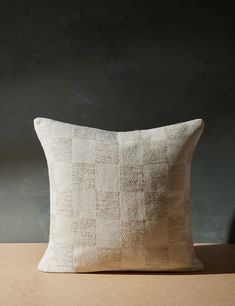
[35, 117, 204, 272]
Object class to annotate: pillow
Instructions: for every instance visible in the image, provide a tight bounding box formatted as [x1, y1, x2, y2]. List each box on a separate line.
[34, 117, 204, 272]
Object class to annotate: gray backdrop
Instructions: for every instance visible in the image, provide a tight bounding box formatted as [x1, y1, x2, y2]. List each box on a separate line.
[0, 0, 234, 243]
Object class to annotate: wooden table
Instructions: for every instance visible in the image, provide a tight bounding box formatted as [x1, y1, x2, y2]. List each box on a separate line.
[0, 243, 234, 306]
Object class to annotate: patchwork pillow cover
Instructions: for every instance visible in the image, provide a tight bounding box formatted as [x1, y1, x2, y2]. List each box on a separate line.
[34, 117, 204, 272]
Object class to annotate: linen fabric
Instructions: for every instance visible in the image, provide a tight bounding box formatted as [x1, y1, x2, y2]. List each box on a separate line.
[34, 117, 204, 272]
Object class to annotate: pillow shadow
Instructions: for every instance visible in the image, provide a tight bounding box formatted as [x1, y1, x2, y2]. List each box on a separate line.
[92, 244, 235, 275]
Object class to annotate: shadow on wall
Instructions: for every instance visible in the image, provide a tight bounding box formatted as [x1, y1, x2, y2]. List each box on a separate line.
[228, 212, 235, 243]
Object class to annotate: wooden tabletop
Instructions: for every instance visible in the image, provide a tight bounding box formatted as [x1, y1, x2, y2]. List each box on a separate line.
[0, 243, 234, 306]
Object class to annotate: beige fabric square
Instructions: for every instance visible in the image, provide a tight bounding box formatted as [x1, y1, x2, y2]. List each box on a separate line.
[34, 117, 204, 272]
[72, 138, 95, 163]
[95, 164, 119, 191]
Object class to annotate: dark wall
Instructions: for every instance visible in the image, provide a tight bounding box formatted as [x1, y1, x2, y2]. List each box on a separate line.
[0, 0, 234, 242]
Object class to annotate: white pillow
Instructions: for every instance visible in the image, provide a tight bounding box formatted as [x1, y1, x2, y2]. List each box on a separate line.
[34, 117, 204, 272]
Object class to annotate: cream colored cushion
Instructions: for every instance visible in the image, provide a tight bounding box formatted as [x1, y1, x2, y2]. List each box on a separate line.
[34, 117, 204, 272]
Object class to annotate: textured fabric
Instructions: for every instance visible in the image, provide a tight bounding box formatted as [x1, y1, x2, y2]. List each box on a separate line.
[34, 117, 204, 272]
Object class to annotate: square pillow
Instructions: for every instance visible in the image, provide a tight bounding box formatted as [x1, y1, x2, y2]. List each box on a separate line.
[34, 117, 204, 272]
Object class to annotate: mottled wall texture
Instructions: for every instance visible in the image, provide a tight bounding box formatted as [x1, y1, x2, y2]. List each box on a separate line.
[0, 0, 234, 243]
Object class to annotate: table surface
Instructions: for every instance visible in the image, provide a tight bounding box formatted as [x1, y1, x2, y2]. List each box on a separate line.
[0, 243, 234, 306]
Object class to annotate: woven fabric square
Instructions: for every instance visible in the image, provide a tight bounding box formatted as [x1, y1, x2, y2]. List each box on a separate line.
[72, 163, 95, 190]
[34, 117, 204, 272]
[72, 219, 96, 247]
[96, 191, 120, 219]
[95, 142, 119, 164]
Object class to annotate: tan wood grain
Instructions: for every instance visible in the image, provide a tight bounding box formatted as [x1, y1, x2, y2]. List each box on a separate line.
[0, 243, 234, 306]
